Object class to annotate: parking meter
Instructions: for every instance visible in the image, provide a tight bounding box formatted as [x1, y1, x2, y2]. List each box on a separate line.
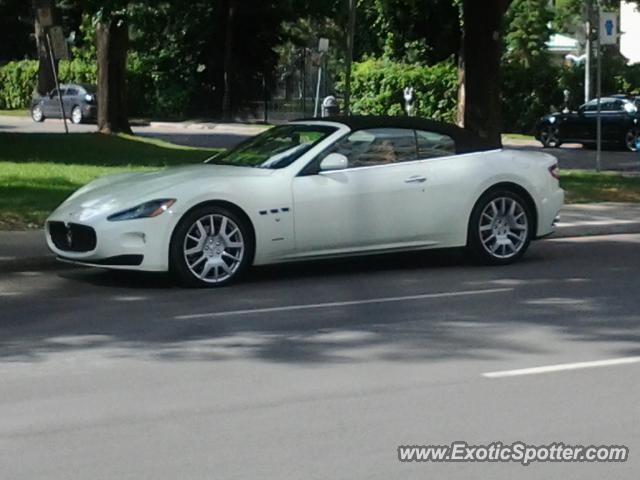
[322, 96, 339, 117]
[403, 87, 415, 116]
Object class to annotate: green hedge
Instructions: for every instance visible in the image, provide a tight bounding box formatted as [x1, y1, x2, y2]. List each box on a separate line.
[348, 57, 458, 122]
[0, 60, 39, 109]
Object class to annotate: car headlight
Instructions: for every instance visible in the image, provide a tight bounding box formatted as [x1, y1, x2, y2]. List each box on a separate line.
[108, 199, 176, 222]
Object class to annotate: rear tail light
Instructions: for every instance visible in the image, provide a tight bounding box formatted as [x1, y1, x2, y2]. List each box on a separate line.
[548, 164, 560, 180]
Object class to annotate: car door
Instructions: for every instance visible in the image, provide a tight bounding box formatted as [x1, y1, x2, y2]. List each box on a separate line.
[556, 110, 581, 141]
[63, 87, 78, 116]
[44, 88, 64, 118]
[602, 99, 633, 143]
[580, 100, 599, 142]
[291, 128, 434, 256]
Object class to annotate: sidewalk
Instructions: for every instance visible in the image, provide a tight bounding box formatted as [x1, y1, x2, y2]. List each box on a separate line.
[1, 202, 639, 274]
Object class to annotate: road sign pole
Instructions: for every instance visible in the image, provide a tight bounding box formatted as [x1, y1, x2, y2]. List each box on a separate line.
[585, 0, 593, 102]
[344, 0, 356, 115]
[45, 31, 68, 134]
[314, 59, 323, 118]
[595, 6, 602, 172]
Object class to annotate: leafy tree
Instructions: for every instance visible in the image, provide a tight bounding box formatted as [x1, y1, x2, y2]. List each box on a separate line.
[357, 0, 461, 64]
[504, 0, 553, 68]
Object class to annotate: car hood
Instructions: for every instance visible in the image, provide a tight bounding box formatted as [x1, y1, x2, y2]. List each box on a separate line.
[54, 163, 272, 222]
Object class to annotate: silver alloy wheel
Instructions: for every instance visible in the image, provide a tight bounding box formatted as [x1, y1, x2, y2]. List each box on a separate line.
[32, 106, 43, 122]
[625, 129, 639, 152]
[183, 214, 245, 284]
[71, 107, 83, 124]
[540, 125, 559, 147]
[478, 197, 529, 259]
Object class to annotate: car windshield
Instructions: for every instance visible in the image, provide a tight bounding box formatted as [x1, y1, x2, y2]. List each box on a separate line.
[206, 125, 338, 169]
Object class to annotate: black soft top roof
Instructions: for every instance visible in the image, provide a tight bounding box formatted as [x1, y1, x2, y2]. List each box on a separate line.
[299, 115, 497, 154]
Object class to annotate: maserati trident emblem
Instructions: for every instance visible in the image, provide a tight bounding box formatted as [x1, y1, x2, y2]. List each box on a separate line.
[65, 225, 73, 248]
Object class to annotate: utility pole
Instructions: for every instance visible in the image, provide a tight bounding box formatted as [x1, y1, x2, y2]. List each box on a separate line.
[595, 3, 602, 172]
[344, 0, 356, 115]
[585, 0, 594, 102]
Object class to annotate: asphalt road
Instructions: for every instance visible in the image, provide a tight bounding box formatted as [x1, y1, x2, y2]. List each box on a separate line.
[506, 141, 640, 172]
[1, 234, 639, 479]
[0, 115, 254, 149]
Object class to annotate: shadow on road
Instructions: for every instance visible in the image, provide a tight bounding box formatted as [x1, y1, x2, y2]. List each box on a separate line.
[1, 236, 638, 365]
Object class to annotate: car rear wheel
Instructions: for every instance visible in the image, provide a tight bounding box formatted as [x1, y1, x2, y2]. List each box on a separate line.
[31, 105, 44, 122]
[625, 128, 639, 152]
[467, 190, 532, 265]
[539, 125, 561, 148]
[71, 106, 83, 124]
[170, 205, 253, 287]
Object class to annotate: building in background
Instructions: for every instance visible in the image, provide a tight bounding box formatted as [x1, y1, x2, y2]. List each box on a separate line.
[621, 1, 640, 64]
[546, 33, 580, 64]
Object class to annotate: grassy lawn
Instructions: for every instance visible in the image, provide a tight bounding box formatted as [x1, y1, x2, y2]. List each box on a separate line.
[0, 133, 217, 229]
[561, 170, 640, 204]
[502, 133, 536, 142]
[0, 109, 28, 117]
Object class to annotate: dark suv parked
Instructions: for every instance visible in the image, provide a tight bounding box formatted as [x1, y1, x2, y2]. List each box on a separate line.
[536, 96, 640, 151]
[31, 84, 97, 124]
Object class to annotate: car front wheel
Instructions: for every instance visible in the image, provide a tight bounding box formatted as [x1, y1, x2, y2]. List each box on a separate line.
[539, 125, 561, 148]
[170, 205, 253, 287]
[467, 190, 532, 265]
[31, 105, 45, 122]
[71, 106, 83, 124]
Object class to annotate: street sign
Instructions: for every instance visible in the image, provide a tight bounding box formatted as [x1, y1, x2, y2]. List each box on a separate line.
[600, 11, 618, 45]
[35, 6, 54, 27]
[49, 26, 69, 60]
[318, 38, 329, 53]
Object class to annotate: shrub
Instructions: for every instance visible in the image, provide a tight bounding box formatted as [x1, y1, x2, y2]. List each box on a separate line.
[0, 60, 38, 109]
[347, 57, 459, 122]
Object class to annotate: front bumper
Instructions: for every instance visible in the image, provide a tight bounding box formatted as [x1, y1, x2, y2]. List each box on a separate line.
[45, 216, 173, 272]
[82, 104, 97, 119]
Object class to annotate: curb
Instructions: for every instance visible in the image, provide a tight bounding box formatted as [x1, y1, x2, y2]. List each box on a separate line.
[147, 121, 268, 135]
[553, 223, 640, 239]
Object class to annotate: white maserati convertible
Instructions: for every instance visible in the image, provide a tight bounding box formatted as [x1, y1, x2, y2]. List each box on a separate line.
[46, 117, 564, 287]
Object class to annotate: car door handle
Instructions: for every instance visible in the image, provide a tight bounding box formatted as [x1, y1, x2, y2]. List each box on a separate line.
[405, 176, 427, 184]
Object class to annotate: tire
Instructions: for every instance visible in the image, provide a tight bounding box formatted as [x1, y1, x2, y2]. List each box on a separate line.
[625, 128, 639, 152]
[169, 205, 254, 287]
[71, 106, 83, 124]
[31, 105, 45, 122]
[467, 189, 533, 266]
[539, 124, 561, 148]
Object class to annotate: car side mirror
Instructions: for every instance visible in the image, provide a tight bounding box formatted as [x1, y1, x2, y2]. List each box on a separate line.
[319, 153, 348, 172]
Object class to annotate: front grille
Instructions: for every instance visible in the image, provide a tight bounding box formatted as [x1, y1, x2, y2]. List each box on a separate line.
[48, 222, 97, 253]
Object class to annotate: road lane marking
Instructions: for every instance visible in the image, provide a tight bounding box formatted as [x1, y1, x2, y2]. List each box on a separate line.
[175, 288, 513, 320]
[483, 356, 640, 379]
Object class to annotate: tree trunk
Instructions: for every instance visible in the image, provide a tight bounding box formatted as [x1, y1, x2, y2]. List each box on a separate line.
[96, 15, 131, 134]
[221, 0, 237, 120]
[458, 0, 511, 148]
